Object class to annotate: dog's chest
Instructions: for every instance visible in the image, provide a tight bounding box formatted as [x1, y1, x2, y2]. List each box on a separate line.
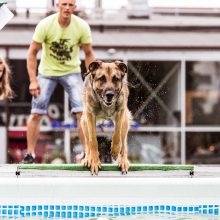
[95, 103, 117, 120]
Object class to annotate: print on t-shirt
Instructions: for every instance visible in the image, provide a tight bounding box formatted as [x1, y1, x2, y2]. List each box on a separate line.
[50, 38, 73, 64]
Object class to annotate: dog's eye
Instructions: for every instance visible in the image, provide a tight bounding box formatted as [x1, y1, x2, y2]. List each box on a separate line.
[112, 76, 120, 83]
[97, 75, 106, 83]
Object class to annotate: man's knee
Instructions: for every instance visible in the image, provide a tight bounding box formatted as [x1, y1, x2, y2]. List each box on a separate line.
[76, 112, 82, 121]
[28, 114, 43, 123]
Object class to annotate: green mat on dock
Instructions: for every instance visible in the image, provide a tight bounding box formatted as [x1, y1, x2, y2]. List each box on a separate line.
[18, 164, 193, 171]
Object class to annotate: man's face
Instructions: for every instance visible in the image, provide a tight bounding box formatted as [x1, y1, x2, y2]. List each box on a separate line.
[57, 0, 76, 19]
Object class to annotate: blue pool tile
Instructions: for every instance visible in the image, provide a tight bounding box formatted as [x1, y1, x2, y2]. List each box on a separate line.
[73, 205, 78, 210]
[183, 207, 188, 212]
[102, 207, 107, 212]
[44, 211, 49, 217]
[214, 209, 219, 215]
[26, 212, 30, 217]
[14, 209, 19, 215]
[62, 206, 66, 210]
[194, 207, 199, 212]
[67, 206, 72, 211]
[166, 206, 171, 211]
[56, 206, 60, 210]
[49, 211, 54, 217]
[38, 205, 42, 210]
[50, 205, 54, 210]
[172, 206, 176, 211]
[177, 207, 182, 212]
[55, 211, 60, 217]
[208, 209, 213, 214]
[202, 209, 207, 215]
[32, 212, 36, 216]
[67, 212, 72, 218]
[126, 207, 130, 213]
[108, 207, 113, 212]
[120, 207, 124, 213]
[143, 206, 147, 212]
[73, 212, 78, 218]
[160, 205, 165, 211]
[114, 207, 119, 213]
[61, 211, 66, 218]
[79, 206, 84, 211]
[137, 206, 142, 212]
[44, 205, 48, 210]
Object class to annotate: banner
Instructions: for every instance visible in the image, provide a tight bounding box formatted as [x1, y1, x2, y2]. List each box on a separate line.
[0, 3, 14, 30]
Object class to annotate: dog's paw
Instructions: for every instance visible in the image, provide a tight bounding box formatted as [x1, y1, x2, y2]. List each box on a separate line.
[111, 144, 120, 160]
[83, 153, 101, 175]
[118, 157, 129, 174]
[90, 161, 101, 175]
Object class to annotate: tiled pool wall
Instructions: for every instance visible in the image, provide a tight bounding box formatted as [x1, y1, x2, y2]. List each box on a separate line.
[0, 204, 219, 219]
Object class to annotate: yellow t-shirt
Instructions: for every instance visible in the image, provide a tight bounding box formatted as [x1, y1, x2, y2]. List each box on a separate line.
[33, 13, 92, 76]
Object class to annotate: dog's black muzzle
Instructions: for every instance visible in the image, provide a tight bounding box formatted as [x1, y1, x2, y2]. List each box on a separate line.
[104, 89, 115, 105]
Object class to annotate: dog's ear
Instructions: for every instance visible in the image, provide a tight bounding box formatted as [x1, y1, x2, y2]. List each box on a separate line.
[114, 61, 127, 78]
[89, 60, 102, 72]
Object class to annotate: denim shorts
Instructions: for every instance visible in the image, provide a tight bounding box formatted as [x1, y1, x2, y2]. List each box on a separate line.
[31, 73, 84, 115]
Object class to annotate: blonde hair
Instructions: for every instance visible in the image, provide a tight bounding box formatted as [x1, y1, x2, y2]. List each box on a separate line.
[0, 57, 14, 100]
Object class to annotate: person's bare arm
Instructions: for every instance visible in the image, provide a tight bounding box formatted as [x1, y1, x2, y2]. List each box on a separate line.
[81, 43, 95, 70]
[27, 41, 42, 97]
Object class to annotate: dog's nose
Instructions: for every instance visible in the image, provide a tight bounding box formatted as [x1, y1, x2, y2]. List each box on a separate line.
[105, 90, 114, 102]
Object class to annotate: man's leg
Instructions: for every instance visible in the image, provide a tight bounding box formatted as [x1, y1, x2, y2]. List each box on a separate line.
[23, 113, 42, 163]
[26, 113, 42, 155]
[23, 75, 57, 163]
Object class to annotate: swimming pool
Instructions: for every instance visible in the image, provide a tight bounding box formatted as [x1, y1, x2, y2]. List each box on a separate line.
[1, 174, 220, 219]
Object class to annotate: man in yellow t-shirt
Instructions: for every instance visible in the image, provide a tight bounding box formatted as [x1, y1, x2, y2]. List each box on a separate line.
[23, 0, 95, 163]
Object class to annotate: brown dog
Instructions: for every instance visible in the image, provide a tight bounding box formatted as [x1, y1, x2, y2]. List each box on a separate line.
[81, 60, 131, 175]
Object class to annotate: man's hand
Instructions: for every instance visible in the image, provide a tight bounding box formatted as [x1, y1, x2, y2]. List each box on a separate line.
[29, 81, 40, 98]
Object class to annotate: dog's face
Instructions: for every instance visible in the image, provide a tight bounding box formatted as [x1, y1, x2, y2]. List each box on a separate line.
[89, 60, 127, 107]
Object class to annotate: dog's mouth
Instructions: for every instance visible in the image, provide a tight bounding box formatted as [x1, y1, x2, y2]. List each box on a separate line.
[103, 90, 115, 106]
[104, 100, 113, 106]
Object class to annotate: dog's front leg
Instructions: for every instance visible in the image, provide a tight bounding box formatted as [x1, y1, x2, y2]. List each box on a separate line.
[118, 111, 130, 174]
[111, 110, 124, 160]
[85, 112, 101, 175]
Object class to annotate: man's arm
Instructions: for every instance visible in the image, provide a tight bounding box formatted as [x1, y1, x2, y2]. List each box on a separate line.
[81, 43, 95, 70]
[27, 40, 42, 97]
